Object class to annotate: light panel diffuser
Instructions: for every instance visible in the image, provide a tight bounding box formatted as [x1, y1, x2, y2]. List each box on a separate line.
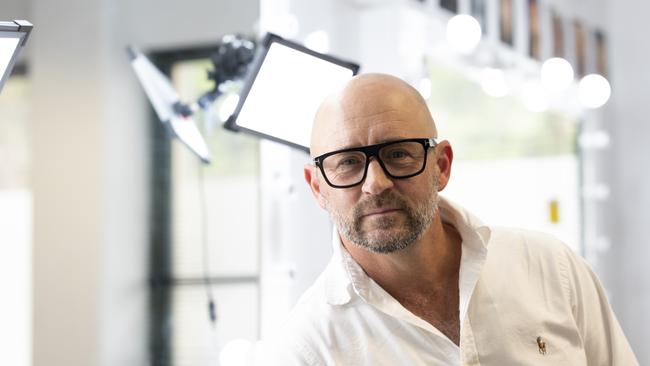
[0, 20, 32, 93]
[225, 33, 359, 152]
[0, 37, 20, 77]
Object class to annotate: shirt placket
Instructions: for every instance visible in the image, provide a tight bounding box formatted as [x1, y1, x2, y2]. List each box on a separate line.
[461, 315, 480, 366]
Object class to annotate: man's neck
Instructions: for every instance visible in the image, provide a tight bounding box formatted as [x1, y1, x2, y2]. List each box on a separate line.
[341, 215, 463, 344]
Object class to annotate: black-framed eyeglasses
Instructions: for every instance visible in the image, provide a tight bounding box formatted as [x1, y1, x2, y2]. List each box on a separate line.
[313, 137, 438, 188]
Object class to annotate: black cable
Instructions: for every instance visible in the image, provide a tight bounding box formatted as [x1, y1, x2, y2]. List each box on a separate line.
[198, 161, 217, 327]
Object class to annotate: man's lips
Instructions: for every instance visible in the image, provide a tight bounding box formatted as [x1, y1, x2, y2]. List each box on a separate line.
[361, 208, 401, 218]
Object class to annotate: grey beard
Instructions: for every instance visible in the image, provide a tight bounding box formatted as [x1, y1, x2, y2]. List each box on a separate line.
[328, 188, 439, 254]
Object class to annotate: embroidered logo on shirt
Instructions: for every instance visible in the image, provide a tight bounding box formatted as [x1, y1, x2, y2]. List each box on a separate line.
[537, 336, 547, 355]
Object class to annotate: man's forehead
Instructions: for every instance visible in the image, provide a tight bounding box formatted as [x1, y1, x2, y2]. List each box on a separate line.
[311, 112, 434, 156]
[311, 75, 436, 155]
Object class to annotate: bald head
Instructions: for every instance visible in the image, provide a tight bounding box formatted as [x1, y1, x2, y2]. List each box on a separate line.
[311, 73, 437, 156]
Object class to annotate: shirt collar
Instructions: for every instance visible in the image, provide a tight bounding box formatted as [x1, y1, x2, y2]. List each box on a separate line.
[324, 195, 491, 306]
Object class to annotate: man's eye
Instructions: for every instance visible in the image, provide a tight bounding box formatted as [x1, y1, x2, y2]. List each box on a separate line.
[387, 150, 411, 159]
[339, 157, 361, 166]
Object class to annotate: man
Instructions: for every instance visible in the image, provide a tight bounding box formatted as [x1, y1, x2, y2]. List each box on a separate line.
[270, 73, 638, 365]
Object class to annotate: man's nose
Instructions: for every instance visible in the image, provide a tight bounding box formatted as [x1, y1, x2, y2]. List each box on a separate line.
[361, 159, 394, 195]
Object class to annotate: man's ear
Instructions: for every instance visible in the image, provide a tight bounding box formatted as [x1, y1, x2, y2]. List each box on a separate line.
[434, 140, 453, 191]
[304, 164, 327, 209]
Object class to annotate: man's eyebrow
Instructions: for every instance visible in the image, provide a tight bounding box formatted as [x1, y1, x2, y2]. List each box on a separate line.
[333, 136, 410, 151]
[376, 136, 409, 144]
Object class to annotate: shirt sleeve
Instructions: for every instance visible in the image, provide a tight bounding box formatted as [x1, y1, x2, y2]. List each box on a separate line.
[559, 248, 639, 365]
[261, 345, 304, 366]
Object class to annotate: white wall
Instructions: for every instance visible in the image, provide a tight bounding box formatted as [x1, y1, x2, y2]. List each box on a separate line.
[602, 0, 650, 364]
[28, 0, 258, 365]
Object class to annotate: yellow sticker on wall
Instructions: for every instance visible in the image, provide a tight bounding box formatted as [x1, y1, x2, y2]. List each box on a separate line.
[549, 200, 559, 223]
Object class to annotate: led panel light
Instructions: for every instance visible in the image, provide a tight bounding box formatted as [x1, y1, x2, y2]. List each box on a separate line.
[0, 20, 32, 93]
[0, 38, 20, 77]
[128, 46, 211, 163]
[225, 33, 359, 152]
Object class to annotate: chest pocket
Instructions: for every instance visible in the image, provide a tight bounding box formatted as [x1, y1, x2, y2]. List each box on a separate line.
[465, 278, 588, 366]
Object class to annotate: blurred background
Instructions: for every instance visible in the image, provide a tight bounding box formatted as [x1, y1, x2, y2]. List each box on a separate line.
[1, 0, 648, 365]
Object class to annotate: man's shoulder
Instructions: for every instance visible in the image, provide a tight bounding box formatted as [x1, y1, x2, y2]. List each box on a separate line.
[282, 268, 359, 333]
[286, 273, 329, 322]
[267, 266, 363, 365]
[481, 226, 579, 281]
[487, 226, 573, 258]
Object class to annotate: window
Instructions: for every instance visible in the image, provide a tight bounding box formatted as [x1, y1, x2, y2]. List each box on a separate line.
[0, 67, 32, 366]
[149, 47, 260, 366]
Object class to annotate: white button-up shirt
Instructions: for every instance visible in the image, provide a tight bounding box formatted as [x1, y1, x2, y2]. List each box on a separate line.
[269, 197, 638, 365]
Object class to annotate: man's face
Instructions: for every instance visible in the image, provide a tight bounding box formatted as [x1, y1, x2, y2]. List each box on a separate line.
[324, 166, 440, 253]
[308, 78, 444, 254]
